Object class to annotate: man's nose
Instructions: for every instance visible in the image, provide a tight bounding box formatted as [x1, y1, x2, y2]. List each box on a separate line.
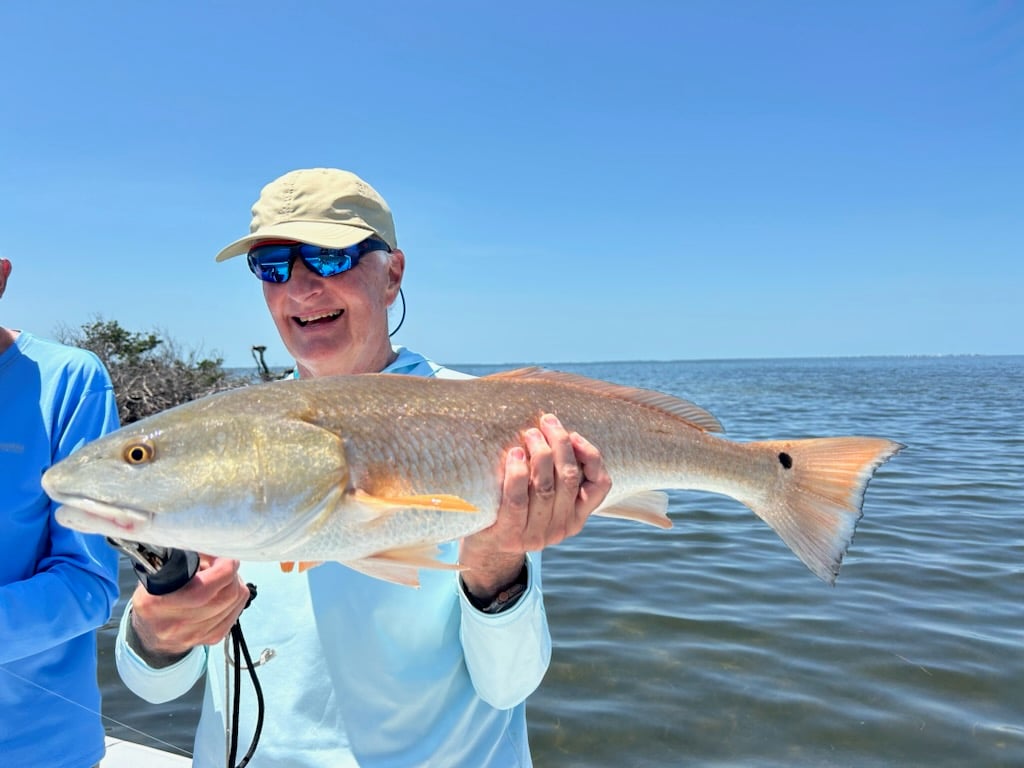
[287, 258, 324, 294]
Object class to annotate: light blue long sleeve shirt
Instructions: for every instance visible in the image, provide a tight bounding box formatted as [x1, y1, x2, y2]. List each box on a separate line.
[116, 347, 551, 767]
[0, 332, 121, 768]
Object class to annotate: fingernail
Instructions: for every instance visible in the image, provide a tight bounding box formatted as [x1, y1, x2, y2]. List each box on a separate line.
[542, 414, 561, 427]
[509, 447, 526, 462]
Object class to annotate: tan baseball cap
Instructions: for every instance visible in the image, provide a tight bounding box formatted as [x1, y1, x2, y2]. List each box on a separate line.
[214, 168, 397, 262]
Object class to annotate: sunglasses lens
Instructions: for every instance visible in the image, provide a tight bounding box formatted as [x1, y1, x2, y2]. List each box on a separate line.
[248, 245, 293, 283]
[299, 244, 354, 278]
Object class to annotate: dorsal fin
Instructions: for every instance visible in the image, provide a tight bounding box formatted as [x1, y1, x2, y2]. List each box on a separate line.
[484, 367, 724, 433]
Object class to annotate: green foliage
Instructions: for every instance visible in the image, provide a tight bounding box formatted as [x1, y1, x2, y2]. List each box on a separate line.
[58, 317, 249, 424]
[77, 319, 163, 368]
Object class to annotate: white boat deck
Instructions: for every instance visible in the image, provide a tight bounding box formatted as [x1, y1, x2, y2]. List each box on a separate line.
[102, 736, 190, 766]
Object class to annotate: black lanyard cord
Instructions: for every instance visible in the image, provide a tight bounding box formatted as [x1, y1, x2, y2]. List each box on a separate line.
[228, 584, 264, 768]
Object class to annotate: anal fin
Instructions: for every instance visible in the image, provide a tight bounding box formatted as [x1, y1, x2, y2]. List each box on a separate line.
[343, 543, 465, 588]
[594, 491, 673, 529]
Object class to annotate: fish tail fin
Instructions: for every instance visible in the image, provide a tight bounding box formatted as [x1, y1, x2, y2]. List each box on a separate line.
[743, 437, 903, 585]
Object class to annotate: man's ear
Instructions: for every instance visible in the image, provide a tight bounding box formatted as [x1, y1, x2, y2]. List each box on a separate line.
[0, 258, 11, 299]
[386, 249, 405, 302]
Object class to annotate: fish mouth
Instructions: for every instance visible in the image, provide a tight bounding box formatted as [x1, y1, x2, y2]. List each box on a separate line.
[295, 309, 343, 327]
[53, 497, 152, 535]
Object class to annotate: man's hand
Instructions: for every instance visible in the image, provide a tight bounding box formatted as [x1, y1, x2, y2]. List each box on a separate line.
[459, 414, 612, 600]
[129, 555, 252, 659]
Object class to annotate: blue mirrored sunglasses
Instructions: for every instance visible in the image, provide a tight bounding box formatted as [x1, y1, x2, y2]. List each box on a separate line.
[246, 238, 391, 283]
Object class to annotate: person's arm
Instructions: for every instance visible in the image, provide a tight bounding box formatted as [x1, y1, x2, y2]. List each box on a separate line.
[114, 556, 252, 703]
[458, 551, 550, 709]
[114, 601, 209, 704]
[458, 416, 611, 708]
[0, 386, 120, 664]
[0, 519, 119, 663]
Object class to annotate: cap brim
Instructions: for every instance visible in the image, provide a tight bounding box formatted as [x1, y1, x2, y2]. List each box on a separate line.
[214, 221, 382, 262]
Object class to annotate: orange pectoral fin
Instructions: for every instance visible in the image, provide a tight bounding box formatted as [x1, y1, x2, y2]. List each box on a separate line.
[352, 489, 479, 513]
[280, 560, 324, 573]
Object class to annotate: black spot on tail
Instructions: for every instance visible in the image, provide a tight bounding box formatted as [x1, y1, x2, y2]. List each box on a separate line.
[778, 452, 793, 470]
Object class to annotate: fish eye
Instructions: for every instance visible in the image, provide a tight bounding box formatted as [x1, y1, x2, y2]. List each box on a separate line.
[123, 440, 155, 465]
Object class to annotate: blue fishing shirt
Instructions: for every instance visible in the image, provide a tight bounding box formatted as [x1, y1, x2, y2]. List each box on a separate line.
[116, 347, 551, 767]
[0, 332, 121, 767]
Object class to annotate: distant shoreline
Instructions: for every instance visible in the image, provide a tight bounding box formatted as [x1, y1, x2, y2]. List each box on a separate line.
[226, 352, 1022, 375]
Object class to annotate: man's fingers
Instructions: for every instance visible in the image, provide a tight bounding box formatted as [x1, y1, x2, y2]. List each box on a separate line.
[570, 431, 612, 528]
[540, 414, 583, 493]
[537, 414, 584, 543]
[499, 447, 530, 537]
[193, 589, 251, 646]
[524, 426, 556, 500]
[520, 426, 555, 550]
[130, 557, 250, 653]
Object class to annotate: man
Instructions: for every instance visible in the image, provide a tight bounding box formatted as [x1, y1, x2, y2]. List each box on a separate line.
[114, 168, 611, 766]
[0, 256, 121, 767]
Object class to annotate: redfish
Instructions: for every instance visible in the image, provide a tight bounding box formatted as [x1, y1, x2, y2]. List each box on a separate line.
[43, 368, 902, 586]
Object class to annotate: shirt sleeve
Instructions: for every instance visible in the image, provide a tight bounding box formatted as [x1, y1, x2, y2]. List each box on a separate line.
[458, 552, 552, 709]
[0, 386, 121, 664]
[114, 601, 209, 703]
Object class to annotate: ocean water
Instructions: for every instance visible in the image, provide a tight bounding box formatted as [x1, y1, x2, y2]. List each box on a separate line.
[94, 356, 1023, 766]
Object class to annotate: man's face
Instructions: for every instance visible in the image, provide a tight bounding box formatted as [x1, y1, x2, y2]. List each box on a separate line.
[260, 244, 404, 378]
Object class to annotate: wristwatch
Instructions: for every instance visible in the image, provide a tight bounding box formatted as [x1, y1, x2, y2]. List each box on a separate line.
[461, 561, 529, 614]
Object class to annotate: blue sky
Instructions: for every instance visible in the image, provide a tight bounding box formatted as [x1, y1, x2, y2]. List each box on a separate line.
[1, 1, 1020, 369]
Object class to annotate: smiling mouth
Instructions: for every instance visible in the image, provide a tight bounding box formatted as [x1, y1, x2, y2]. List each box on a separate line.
[295, 310, 343, 327]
